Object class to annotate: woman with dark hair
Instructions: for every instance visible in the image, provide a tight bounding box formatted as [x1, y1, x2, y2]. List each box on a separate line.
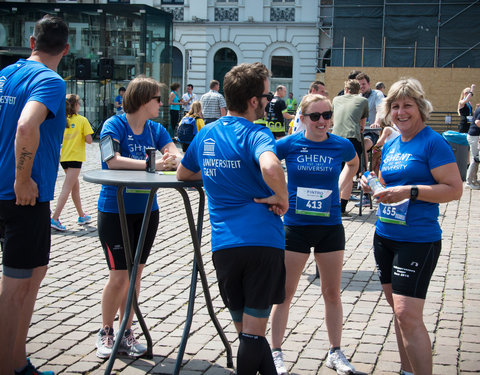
[169, 82, 183, 137]
[50, 94, 93, 231]
[95, 76, 181, 359]
[361, 78, 462, 375]
[457, 84, 475, 133]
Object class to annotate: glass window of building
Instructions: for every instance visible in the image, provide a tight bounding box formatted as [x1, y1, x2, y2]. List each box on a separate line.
[214, 48, 237, 94]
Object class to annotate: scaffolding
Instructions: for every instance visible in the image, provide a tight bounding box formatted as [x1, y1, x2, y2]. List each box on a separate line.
[319, 0, 480, 68]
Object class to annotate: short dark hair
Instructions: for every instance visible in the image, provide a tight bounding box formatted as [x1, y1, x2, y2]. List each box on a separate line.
[33, 15, 68, 55]
[170, 82, 180, 91]
[347, 70, 361, 79]
[119, 87, 126, 93]
[209, 80, 220, 90]
[309, 81, 325, 93]
[223, 62, 270, 114]
[187, 84, 193, 89]
[356, 72, 370, 83]
[123, 75, 164, 114]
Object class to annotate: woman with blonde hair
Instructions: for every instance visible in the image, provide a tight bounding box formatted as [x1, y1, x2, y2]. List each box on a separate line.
[50, 94, 93, 231]
[457, 84, 475, 133]
[361, 78, 462, 375]
[178, 100, 205, 152]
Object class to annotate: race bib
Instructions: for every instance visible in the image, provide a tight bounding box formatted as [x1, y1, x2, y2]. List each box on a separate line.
[376, 198, 409, 225]
[467, 115, 474, 124]
[296, 187, 332, 217]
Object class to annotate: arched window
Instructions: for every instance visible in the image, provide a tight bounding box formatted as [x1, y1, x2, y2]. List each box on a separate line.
[270, 54, 293, 95]
[172, 46, 183, 87]
[214, 48, 237, 94]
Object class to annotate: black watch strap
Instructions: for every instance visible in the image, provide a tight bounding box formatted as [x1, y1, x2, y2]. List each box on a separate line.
[410, 185, 419, 202]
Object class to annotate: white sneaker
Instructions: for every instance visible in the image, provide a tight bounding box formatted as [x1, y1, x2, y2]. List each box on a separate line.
[272, 350, 288, 375]
[96, 325, 114, 359]
[118, 328, 147, 357]
[325, 349, 355, 375]
[466, 182, 480, 190]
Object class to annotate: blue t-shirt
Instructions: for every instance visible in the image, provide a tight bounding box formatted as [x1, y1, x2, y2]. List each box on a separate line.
[0, 59, 66, 202]
[97, 114, 173, 214]
[180, 116, 285, 252]
[377, 126, 456, 242]
[276, 132, 356, 226]
[115, 94, 123, 114]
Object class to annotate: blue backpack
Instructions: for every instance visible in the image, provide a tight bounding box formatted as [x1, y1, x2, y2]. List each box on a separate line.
[177, 116, 198, 144]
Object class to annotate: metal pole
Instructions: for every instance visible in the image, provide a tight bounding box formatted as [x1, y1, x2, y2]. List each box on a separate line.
[342, 36, 345, 67]
[381, 0, 386, 67]
[361, 37, 364, 67]
[436, 0, 441, 68]
[414, 41, 417, 68]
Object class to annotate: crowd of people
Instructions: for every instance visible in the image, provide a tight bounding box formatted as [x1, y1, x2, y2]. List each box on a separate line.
[0, 13, 471, 375]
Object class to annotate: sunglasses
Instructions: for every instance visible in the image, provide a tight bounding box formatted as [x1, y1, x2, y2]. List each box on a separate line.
[259, 92, 274, 101]
[303, 111, 333, 121]
[151, 96, 162, 103]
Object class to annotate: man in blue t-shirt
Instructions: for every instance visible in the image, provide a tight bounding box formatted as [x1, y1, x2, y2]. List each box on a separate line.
[114, 86, 126, 115]
[0, 15, 69, 375]
[177, 62, 288, 374]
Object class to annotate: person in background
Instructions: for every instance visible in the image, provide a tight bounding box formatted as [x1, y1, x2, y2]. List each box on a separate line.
[266, 85, 295, 139]
[178, 100, 205, 152]
[182, 83, 198, 115]
[466, 91, 480, 189]
[169, 82, 184, 138]
[178, 62, 288, 375]
[270, 94, 358, 375]
[361, 78, 462, 375]
[458, 84, 475, 134]
[115, 87, 126, 116]
[50, 94, 93, 231]
[376, 82, 387, 96]
[291, 81, 327, 134]
[200, 79, 227, 124]
[370, 120, 400, 177]
[95, 76, 181, 359]
[285, 92, 297, 115]
[0, 14, 69, 375]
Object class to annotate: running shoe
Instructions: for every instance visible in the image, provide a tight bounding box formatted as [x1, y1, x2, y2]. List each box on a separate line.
[466, 182, 480, 190]
[118, 328, 147, 357]
[77, 213, 92, 225]
[96, 325, 114, 359]
[50, 218, 66, 231]
[15, 358, 54, 375]
[325, 349, 356, 375]
[272, 350, 288, 375]
[354, 196, 371, 207]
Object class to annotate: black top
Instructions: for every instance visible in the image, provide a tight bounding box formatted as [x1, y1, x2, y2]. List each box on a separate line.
[458, 102, 473, 133]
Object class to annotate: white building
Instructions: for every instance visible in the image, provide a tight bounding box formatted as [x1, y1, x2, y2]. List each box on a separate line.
[132, 0, 328, 99]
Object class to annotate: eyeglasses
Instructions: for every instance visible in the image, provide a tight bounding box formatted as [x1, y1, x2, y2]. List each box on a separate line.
[303, 111, 333, 121]
[151, 96, 162, 103]
[259, 92, 274, 102]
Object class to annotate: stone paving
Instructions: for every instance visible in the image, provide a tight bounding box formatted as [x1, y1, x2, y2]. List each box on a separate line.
[6, 141, 480, 374]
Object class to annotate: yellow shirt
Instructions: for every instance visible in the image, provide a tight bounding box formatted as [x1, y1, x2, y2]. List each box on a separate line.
[60, 114, 93, 162]
[196, 117, 205, 132]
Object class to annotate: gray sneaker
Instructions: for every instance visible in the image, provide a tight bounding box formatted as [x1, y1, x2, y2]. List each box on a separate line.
[118, 328, 147, 357]
[272, 350, 288, 375]
[96, 325, 114, 359]
[325, 349, 355, 375]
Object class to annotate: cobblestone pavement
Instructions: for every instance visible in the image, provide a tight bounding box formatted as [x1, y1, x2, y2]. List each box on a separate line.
[7, 142, 480, 374]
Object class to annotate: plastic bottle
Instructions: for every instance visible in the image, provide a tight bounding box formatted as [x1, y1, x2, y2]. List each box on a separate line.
[364, 171, 386, 194]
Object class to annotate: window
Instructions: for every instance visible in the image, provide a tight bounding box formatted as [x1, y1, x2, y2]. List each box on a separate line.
[271, 56, 292, 78]
[162, 0, 184, 4]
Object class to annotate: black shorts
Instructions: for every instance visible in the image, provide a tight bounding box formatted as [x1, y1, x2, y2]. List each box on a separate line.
[60, 161, 82, 169]
[0, 199, 51, 269]
[373, 232, 441, 299]
[285, 224, 345, 253]
[98, 210, 159, 270]
[212, 246, 286, 311]
[348, 138, 363, 158]
[364, 131, 379, 146]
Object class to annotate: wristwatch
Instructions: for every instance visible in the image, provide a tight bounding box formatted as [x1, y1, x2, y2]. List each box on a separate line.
[410, 185, 419, 202]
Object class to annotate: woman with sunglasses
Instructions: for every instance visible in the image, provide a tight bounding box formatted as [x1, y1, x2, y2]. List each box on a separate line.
[268, 94, 359, 375]
[95, 76, 181, 359]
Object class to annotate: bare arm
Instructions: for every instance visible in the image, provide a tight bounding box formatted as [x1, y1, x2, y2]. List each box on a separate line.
[14, 101, 50, 206]
[253, 151, 288, 216]
[220, 107, 227, 117]
[85, 134, 93, 144]
[374, 127, 392, 148]
[177, 163, 202, 181]
[107, 141, 181, 171]
[370, 163, 462, 204]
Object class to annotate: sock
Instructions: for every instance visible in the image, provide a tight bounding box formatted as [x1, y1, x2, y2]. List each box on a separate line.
[14, 365, 28, 375]
[400, 371, 414, 375]
[341, 199, 348, 212]
[271, 347, 282, 353]
[237, 332, 277, 375]
[329, 346, 341, 354]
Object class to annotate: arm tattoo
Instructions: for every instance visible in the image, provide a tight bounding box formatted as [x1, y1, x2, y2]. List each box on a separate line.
[17, 147, 33, 170]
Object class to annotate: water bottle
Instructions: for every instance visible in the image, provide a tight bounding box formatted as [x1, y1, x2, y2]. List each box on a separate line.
[364, 171, 386, 194]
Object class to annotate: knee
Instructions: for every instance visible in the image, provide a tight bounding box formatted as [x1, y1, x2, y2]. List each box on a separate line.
[394, 307, 422, 332]
[322, 285, 341, 304]
[106, 274, 129, 291]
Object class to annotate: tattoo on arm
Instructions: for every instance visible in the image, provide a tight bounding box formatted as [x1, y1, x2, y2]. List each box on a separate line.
[17, 147, 33, 170]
